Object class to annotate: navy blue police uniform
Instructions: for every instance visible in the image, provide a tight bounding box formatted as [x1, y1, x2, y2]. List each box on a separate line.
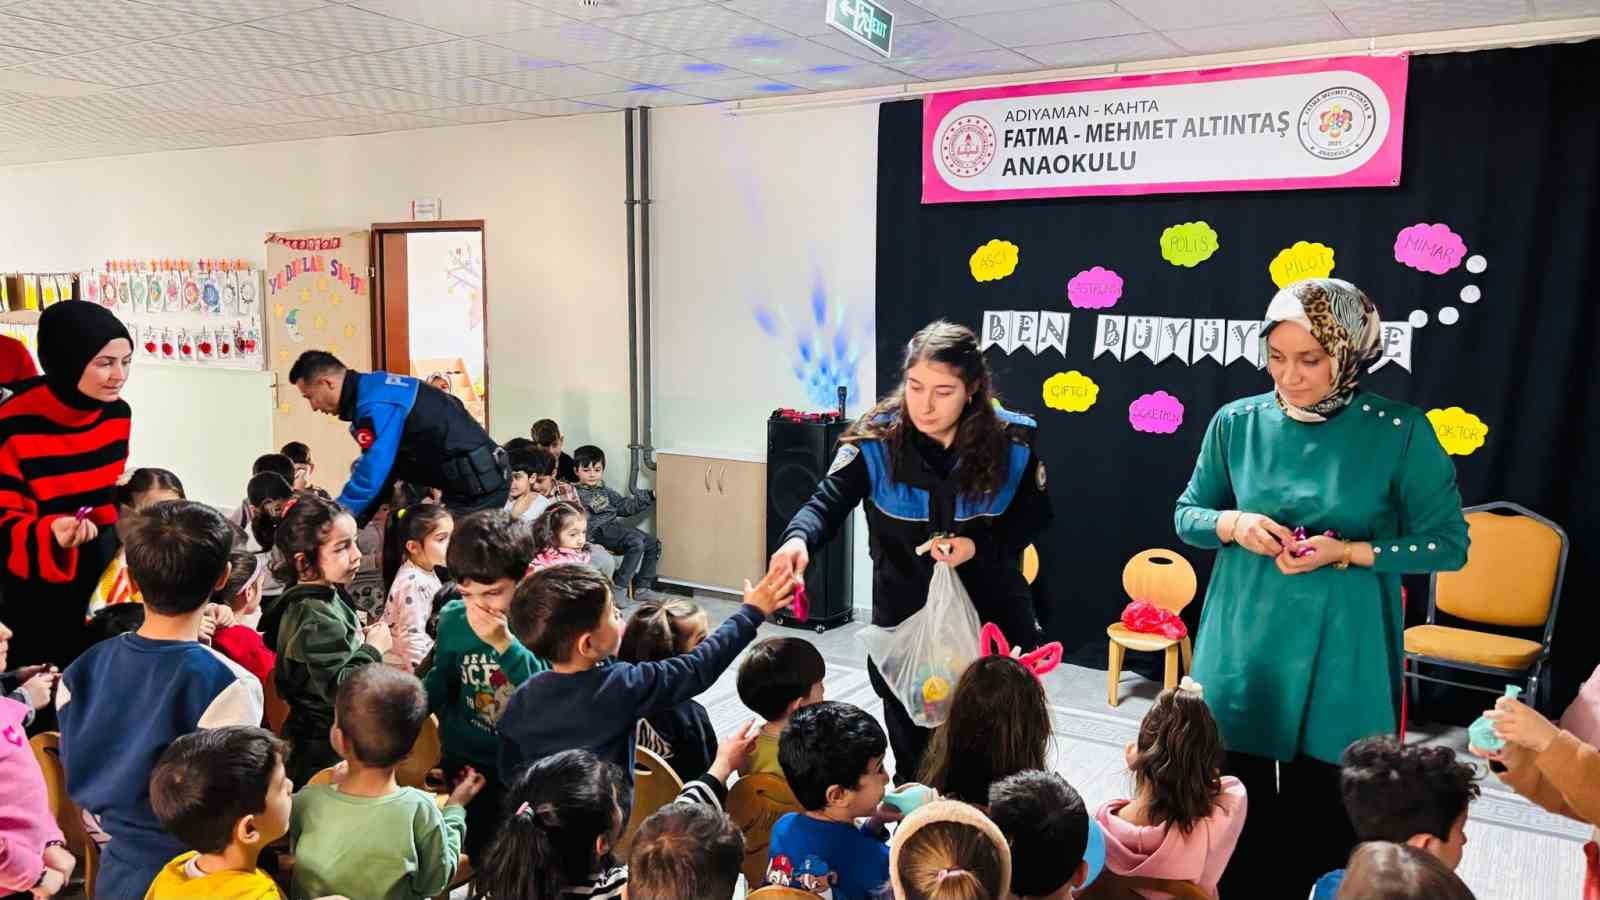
[779, 406, 1052, 778]
[335, 371, 508, 525]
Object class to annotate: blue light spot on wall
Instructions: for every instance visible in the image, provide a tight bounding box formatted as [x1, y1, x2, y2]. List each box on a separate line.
[810, 64, 852, 74]
[757, 83, 795, 92]
[682, 62, 727, 74]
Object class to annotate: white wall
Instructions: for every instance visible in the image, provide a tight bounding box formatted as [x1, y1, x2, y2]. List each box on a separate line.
[0, 113, 629, 505]
[649, 103, 879, 607]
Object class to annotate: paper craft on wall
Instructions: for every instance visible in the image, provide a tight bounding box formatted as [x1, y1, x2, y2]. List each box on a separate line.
[1426, 406, 1488, 456]
[1042, 371, 1098, 412]
[1160, 222, 1219, 267]
[1394, 223, 1466, 274]
[1068, 266, 1123, 309]
[1129, 391, 1185, 434]
[1268, 241, 1336, 288]
[1368, 321, 1414, 372]
[980, 310, 1069, 355]
[88, 258, 265, 371]
[1, 272, 76, 311]
[970, 239, 1020, 282]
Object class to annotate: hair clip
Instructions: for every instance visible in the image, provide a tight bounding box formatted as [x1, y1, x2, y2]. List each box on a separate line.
[1178, 676, 1204, 697]
[281, 498, 299, 515]
[980, 622, 1063, 679]
[514, 801, 533, 819]
[396, 507, 408, 520]
[935, 868, 966, 883]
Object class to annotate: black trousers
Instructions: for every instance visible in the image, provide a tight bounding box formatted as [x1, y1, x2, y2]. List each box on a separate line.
[867, 658, 931, 784]
[1218, 750, 1357, 895]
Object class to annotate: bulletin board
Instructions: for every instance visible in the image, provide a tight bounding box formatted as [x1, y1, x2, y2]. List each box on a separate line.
[875, 41, 1600, 702]
[264, 230, 374, 487]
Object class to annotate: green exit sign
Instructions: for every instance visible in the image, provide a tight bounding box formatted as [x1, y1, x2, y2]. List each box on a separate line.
[826, 0, 893, 58]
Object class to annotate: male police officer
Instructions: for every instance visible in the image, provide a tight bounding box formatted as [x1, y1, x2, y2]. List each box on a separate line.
[289, 350, 507, 524]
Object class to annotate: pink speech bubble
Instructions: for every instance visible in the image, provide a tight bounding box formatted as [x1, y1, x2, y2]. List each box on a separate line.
[1129, 391, 1185, 434]
[1067, 266, 1124, 309]
[1394, 223, 1467, 275]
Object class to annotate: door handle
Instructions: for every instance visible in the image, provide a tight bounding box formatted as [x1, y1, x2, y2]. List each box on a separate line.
[704, 465, 712, 493]
[717, 466, 726, 494]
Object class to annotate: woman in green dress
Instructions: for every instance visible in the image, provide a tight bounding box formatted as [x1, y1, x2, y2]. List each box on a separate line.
[1174, 278, 1469, 892]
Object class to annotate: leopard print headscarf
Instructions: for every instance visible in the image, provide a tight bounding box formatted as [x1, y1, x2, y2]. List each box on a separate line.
[1260, 278, 1382, 423]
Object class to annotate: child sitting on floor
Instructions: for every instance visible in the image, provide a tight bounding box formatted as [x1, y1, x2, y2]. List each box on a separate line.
[889, 800, 1012, 900]
[1334, 842, 1477, 900]
[572, 445, 661, 601]
[989, 770, 1091, 900]
[768, 701, 902, 899]
[505, 447, 556, 525]
[380, 502, 452, 673]
[736, 636, 826, 777]
[527, 501, 593, 574]
[618, 598, 716, 782]
[500, 564, 796, 811]
[1095, 680, 1247, 898]
[1311, 736, 1482, 900]
[0, 620, 74, 898]
[145, 726, 291, 899]
[291, 666, 482, 900]
[208, 545, 276, 689]
[470, 749, 626, 900]
[270, 493, 392, 784]
[59, 500, 264, 899]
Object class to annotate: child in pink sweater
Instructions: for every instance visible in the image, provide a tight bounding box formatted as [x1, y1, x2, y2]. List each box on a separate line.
[526, 501, 594, 575]
[1095, 679, 1247, 899]
[0, 621, 75, 897]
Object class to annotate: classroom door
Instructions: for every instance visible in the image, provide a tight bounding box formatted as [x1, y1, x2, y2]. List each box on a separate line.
[264, 229, 374, 486]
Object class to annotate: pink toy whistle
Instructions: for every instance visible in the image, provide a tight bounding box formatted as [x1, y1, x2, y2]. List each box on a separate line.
[1289, 526, 1339, 558]
[790, 581, 810, 622]
[75, 506, 93, 522]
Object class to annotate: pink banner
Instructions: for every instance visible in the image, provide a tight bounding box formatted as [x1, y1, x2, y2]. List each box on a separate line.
[923, 55, 1408, 204]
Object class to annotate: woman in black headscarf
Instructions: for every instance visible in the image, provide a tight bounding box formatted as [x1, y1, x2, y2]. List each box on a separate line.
[0, 301, 134, 667]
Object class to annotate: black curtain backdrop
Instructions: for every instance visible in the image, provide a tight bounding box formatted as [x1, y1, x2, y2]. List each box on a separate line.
[875, 41, 1600, 712]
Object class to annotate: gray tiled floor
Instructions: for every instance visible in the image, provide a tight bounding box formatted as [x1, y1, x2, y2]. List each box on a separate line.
[691, 596, 1589, 900]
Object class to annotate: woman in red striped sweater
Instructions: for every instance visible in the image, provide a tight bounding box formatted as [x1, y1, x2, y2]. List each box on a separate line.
[0, 301, 133, 668]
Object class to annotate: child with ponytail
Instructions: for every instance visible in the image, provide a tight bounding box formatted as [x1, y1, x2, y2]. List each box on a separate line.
[618, 599, 715, 781]
[1094, 679, 1247, 899]
[380, 502, 453, 672]
[469, 749, 628, 900]
[527, 501, 592, 574]
[890, 800, 1013, 900]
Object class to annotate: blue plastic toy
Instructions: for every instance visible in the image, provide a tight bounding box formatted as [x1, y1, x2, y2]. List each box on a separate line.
[1081, 817, 1107, 887]
[1468, 684, 1523, 753]
[883, 783, 938, 815]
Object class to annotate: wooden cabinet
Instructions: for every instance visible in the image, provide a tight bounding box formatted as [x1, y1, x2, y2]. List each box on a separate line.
[656, 450, 766, 593]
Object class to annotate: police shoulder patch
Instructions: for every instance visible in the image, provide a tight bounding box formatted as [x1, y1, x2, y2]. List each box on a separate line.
[828, 444, 860, 476]
[353, 417, 376, 450]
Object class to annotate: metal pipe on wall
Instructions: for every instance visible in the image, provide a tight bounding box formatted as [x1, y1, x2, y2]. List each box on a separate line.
[639, 105, 656, 474]
[624, 108, 641, 493]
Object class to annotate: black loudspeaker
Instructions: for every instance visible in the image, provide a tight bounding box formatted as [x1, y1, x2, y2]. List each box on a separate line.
[767, 416, 855, 632]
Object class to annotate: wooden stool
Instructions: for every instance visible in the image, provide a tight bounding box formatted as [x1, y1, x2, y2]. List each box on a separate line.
[1106, 548, 1198, 707]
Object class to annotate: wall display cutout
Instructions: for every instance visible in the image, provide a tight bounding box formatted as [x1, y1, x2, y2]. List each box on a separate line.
[979, 310, 1069, 355]
[1129, 391, 1185, 434]
[1160, 222, 1219, 267]
[1394, 222, 1466, 274]
[0, 272, 76, 311]
[86, 259, 265, 371]
[1426, 407, 1489, 456]
[1268, 241, 1336, 288]
[1067, 266, 1123, 309]
[1042, 371, 1098, 412]
[970, 239, 1020, 282]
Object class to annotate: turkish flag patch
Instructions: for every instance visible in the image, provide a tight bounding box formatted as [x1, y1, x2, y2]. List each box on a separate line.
[355, 427, 376, 450]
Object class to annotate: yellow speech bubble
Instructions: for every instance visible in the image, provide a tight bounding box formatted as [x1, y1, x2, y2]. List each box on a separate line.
[1042, 371, 1099, 413]
[1269, 241, 1336, 288]
[970, 239, 1020, 283]
[1426, 407, 1489, 456]
[1160, 221, 1219, 268]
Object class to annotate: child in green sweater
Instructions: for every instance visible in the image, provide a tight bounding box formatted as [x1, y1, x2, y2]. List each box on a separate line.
[291, 666, 484, 900]
[423, 509, 547, 857]
[271, 493, 393, 785]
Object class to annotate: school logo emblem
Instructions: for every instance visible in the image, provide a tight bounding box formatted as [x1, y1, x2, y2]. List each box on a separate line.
[1297, 86, 1377, 161]
[940, 115, 997, 178]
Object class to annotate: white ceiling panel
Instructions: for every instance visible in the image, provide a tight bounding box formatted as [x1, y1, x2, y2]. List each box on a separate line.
[1165, 12, 1352, 54]
[604, 6, 792, 52]
[334, 110, 454, 133]
[693, 36, 871, 74]
[480, 65, 635, 95]
[121, 108, 267, 130]
[317, 86, 443, 111]
[911, 0, 1068, 15]
[235, 94, 377, 119]
[579, 86, 708, 107]
[779, 62, 923, 89]
[419, 104, 536, 123]
[1334, 1, 1534, 35]
[163, 24, 350, 66]
[0, 92, 159, 123]
[403, 76, 543, 105]
[812, 18, 999, 61]
[523, 0, 707, 20]
[672, 74, 800, 99]
[0, 12, 127, 53]
[501, 97, 616, 116]
[584, 52, 734, 84]
[134, 0, 331, 23]
[1533, 0, 1600, 16]
[0, 89, 44, 105]
[0, 45, 57, 64]
[1116, 0, 1330, 31]
[250, 5, 455, 53]
[1018, 30, 1176, 67]
[890, 47, 1047, 79]
[479, 22, 665, 64]
[218, 67, 366, 96]
[951, 2, 1147, 46]
[120, 76, 282, 110]
[4, 0, 227, 39]
[346, 0, 573, 37]
[11, 55, 179, 86]
[723, 0, 937, 37]
[60, 41, 250, 77]
[302, 39, 552, 83]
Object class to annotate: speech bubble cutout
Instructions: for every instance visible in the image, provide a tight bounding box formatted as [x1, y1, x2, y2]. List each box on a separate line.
[1426, 407, 1489, 456]
[1067, 266, 1124, 309]
[1042, 371, 1098, 413]
[1160, 222, 1219, 268]
[1129, 390, 1185, 434]
[970, 239, 1020, 283]
[1394, 223, 1467, 275]
[1268, 241, 1336, 288]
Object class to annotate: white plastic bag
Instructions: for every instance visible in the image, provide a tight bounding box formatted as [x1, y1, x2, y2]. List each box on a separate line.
[858, 562, 983, 728]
